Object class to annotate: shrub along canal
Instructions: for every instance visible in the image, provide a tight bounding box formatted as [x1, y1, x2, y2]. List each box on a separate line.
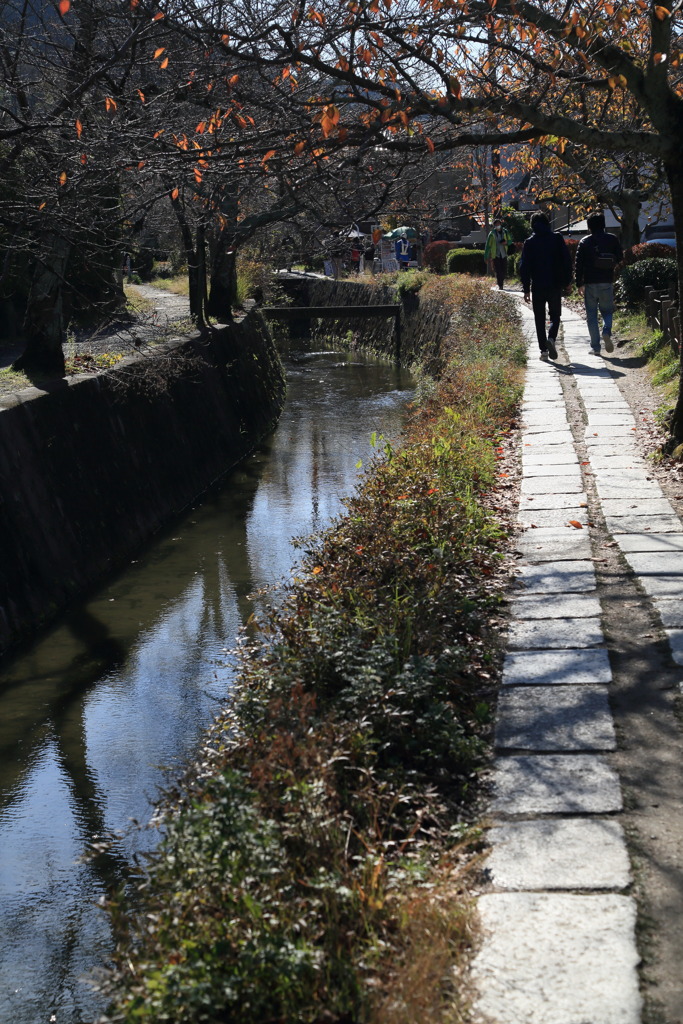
[0, 346, 413, 1024]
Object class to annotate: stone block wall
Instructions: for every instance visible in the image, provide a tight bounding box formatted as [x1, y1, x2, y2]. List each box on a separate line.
[278, 275, 452, 372]
[0, 313, 285, 654]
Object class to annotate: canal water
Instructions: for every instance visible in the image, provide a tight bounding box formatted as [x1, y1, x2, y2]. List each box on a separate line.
[0, 347, 413, 1024]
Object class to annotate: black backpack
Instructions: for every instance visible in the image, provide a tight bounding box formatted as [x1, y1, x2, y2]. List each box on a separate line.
[590, 236, 617, 271]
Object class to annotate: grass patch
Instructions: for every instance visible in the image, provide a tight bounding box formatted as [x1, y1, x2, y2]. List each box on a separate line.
[147, 274, 190, 296]
[614, 308, 680, 409]
[0, 365, 33, 392]
[123, 283, 155, 314]
[102, 277, 524, 1024]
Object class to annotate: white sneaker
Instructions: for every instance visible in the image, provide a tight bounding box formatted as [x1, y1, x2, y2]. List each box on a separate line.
[539, 351, 549, 361]
[602, 330, 614, 352]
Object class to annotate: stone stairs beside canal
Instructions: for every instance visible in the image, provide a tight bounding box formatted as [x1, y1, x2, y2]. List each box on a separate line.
[472, 301, 683, 1024]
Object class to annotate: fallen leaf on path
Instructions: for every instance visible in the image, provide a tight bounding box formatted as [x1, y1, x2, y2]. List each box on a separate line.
[567, 520, 583, 529]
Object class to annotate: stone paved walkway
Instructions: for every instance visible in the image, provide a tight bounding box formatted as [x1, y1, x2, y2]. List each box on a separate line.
[472, 300, 683, 1024]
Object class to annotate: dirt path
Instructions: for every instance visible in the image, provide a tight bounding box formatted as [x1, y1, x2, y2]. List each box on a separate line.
[0, 285, 193, 394]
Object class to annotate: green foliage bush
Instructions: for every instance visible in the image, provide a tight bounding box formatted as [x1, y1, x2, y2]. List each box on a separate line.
[445, 248, 486, 275]
[501, 205, 531, 242]
[615, 257, 679, 306]
[104, 276, 525, 1024]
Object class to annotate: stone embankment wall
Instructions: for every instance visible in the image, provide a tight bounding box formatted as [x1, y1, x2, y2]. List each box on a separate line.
[278, 276, 452, 371]
[0, 313, 285, 655]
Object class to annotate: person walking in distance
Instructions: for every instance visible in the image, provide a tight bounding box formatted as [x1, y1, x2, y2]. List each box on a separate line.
[575, 212, 623, 355]
[519, 212, 573, 361]
[485, 217, 513, 289]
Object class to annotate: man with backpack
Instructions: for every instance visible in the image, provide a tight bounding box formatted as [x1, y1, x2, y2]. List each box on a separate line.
[575, 212, 623, 354]
[520, 212, 573, 361]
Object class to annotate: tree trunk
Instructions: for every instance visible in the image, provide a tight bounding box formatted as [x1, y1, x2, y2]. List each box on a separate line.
[617, 192, 642, 250]
[207, 234, 236, 320]
[14, 235, 70, 378]
[663, 162, 683, 445]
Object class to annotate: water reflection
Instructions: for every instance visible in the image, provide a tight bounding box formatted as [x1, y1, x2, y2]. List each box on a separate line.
[0, 348, 412, 1022]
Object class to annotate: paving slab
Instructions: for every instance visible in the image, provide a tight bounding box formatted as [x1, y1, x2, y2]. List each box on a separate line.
[518, 509, 589, 529]
[607, 514, 683, 534]
[487, 819, 630, 890]
[491, 753, 622, 816]
[521, 451, 579, 467]
[495, 685, 616, 752]
[652, 599, 683, 628]
[516, 531, 592, 562]
[520, 491, 588, 509]
[515, 560, 596, 593]
[503, 647, 611, 685]
[595, 482, 664, 500]
[522, 422, 573, 436]
[615, 532, 683, 554]
[589, 455, 649, 471]
[584, 435, 638, 450]
[507, 617, 603, 650]
[582, 401, 632, 411]
[509, 592, 602, 620]
[522, 430, 575, 446]
[584, 424, 638, 437]
[622, 550, 683, 575]
[662, 629, 683, 666]
[521, 476, 584, 494]
[523, 408, 570, 421]
[587, 413, 637, 426]
[601, 497, 676, 517]
[521, 462, 584, 478]
[629, 574, 683, 599]
[473, 893, 641, 1024]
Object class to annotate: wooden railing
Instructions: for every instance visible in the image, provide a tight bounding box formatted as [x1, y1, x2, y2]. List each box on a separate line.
[644, 284, 681, 355]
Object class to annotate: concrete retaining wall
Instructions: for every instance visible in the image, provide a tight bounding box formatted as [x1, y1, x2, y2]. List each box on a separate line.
[0, 313, 285, 655]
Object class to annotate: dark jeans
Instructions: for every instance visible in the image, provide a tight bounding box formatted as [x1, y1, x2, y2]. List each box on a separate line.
[532, 286, 562, 350]
[493, 255, 507, 288]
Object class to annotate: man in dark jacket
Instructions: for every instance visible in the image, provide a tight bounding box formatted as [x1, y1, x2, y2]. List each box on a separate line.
[575, 212, 623, 354]
[520, 212, 573, 361]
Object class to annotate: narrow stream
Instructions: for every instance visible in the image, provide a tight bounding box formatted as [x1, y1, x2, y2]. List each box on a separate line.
[0, 346, 413, 1024]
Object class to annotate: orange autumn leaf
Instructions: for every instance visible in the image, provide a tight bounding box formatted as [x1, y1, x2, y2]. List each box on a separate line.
[312, 566, 323, 574]
[137, 160, 146, 170]
[154, 47, 166, 58]
[193, 167, 203, 182]
[293, 141, 306, 155]
[105, 96, 117, 112]
[425, 136, 435, 153]
[58, 171, 67, 186]
[80, 152, 87, 164]
[568, 520, 584, 529]
[137, 89, 145, 102]
[170, 186, 179, 200]
[152, 10, 164, 19]
[38, 201, 46, 210]
[75, 118, 83, 138]
[654, 6, 671, 19]
[228, 73, 239, 86]
[57, 0, 70, 14]
[159, 57, 169, 69]
[261, 148, 276, 165]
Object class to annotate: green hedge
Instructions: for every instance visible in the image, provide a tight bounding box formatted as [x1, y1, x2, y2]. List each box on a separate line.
[445, 248, 486, 275]
[615, 257, 679, 306]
